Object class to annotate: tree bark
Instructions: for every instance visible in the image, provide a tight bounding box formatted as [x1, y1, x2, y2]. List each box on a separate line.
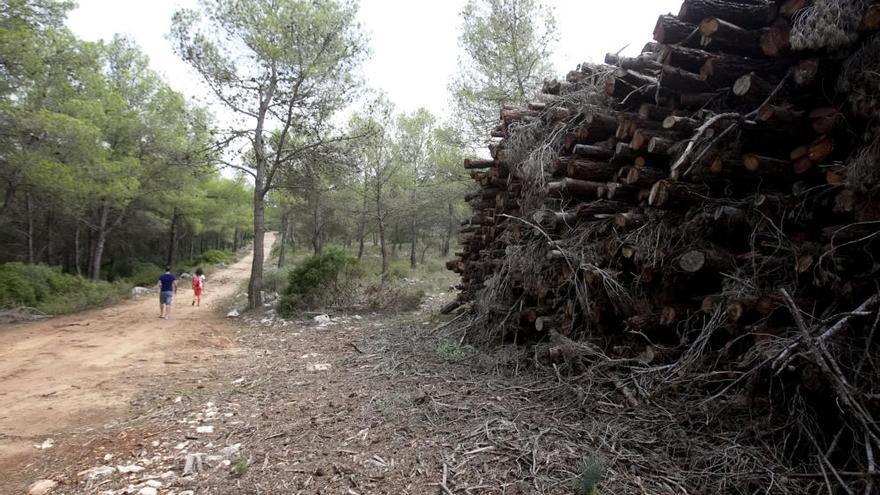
[442, 202, 454, 257]
[248, 185, 266, 308]
[74, 221, 82, 277]
[357, 174, 368, 260]
[166, 208, 179, 268]
[25, 192, 35, 264]
[376, 183, 388, 280]
[278, 209, 289, 268]
[678, 0, 778, 29]
[91, 202, 110, 281]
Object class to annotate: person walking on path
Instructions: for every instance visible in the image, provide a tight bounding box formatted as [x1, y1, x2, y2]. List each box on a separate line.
[156, 266, 178, 319]
[192, 267, 206, 307]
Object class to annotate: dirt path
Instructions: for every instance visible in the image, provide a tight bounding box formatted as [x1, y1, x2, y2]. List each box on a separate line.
[0, 234, 273, 493]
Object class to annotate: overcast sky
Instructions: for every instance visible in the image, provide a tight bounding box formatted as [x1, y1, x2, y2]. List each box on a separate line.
[67, 0, 683, 122]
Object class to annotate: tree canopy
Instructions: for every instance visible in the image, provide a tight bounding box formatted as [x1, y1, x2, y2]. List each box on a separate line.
[450, 0, 558, 145]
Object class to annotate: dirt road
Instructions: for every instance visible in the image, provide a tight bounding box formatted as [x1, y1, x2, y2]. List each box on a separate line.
[0, 235, 273, 492]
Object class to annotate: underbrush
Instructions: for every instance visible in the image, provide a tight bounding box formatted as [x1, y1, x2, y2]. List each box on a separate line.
[277, 249, 365, 317]
[195, 249, 233, 266]
[0, 262, 129, 315]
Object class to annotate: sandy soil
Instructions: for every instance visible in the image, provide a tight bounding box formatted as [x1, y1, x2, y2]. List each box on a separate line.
[0, 235, 273, 493]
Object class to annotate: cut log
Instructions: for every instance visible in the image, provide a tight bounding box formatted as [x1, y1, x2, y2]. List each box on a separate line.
[733, 72, 775, 106]
[614, 211, 646, 229]
[699, 17, 763, 56]
[861, 4, 880, 31]
[601, 182, 642, 203]
[563, 158, 620, 182]
[678, 0, 778, 29]
[573, 142, 615, 160]
[649, 180, 709, 207]
[808, 135, 834, 163]
[658, 45, 713, 73]
[547, 178, 603, 198]
[701, 57, 787, 88]
[678, 249, 733, 273]
[583, 113, 620, 142]
[625, 166, 668, 188]
[501, 107, 539, 124]
[742, 154, 790, 177]
[638, 103, 675, 122]
[826, 165, 847, 186]
[809, 107, 842, 135]
[606, 53, 663, 72]
[792, 58, 820, 86]
[660, 65, 712, 93]
[761, 19, 791, 57]
[663, 115, 700, 133]
[756, 104, 805, 126]
[779, 0, 808, 18]
[648, 136, 677, 154]
[654, 14, 699, 45]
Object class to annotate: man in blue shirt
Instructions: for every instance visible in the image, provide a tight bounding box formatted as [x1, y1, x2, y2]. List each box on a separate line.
[156, 266, 178, 319]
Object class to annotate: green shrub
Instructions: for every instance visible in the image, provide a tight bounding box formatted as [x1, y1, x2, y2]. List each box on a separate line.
[386, 260, 410, 280]
[262, 266, 291, 294]
[0, 263, 39, 307]
[576, 457, 603, 495]
[128, 261, 164, 287]
[195, 249, 233, 265]
[436, 340, 477, 363]
[277, 249, 364, 317]
[0, 262, 130, 315]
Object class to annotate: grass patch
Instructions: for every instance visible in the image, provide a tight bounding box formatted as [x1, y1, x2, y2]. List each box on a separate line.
[436, 339, 478, 363]
[576, 456, 604, 495]
[232, 458, 249, 477]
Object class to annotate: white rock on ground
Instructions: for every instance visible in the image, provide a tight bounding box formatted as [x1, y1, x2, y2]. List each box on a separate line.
[27, 479, 58, 495]
[34, 438, 54, 449]
[313, 314, 331, 324]
[226, 309, 240, 318]
[78, 465, 116, 479]
[306, 363, 332, 371]
[196, 425, 214, 434]
[117, 464, 145, 474]
[137, 487, 158, 495]
[131, 286, 152, 297]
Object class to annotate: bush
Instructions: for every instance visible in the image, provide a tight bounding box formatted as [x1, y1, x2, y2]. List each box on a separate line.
[262, 266, 291, 294]
[386, 260, 411, 280]
[128, 261, 164, 287]
[195, 249, 233, 265]
[0, 262, 129, 315]
[277, 249, 364, 317]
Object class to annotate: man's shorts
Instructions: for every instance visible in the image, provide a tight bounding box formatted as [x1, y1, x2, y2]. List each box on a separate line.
[160, 291, 174, 305]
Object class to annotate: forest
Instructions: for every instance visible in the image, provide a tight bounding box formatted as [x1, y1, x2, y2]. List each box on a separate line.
[0, 0, 497, 314]
[7, 0, 880, 493]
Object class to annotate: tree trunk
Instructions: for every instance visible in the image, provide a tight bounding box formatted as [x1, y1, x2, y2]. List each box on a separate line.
[442, 202, 453, 257]
[91, 203, 110, 281]
[357, 180, 368, 260]
[248, 186, 265, 309]
[166, 208, 179, 268]
[278, 210, 289, 268]
[25, 192, 35, 264]
[74, 221, 82, 276]
[45, 209, 54, 265]
[376, 185, 388, 280]
[410, 208, 417, 269]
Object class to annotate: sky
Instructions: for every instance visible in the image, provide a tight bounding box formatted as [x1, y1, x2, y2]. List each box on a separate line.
[66, 0, 684, 122]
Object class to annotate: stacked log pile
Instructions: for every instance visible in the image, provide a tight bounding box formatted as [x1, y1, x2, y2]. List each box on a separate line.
[447, 0, 880, 491]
